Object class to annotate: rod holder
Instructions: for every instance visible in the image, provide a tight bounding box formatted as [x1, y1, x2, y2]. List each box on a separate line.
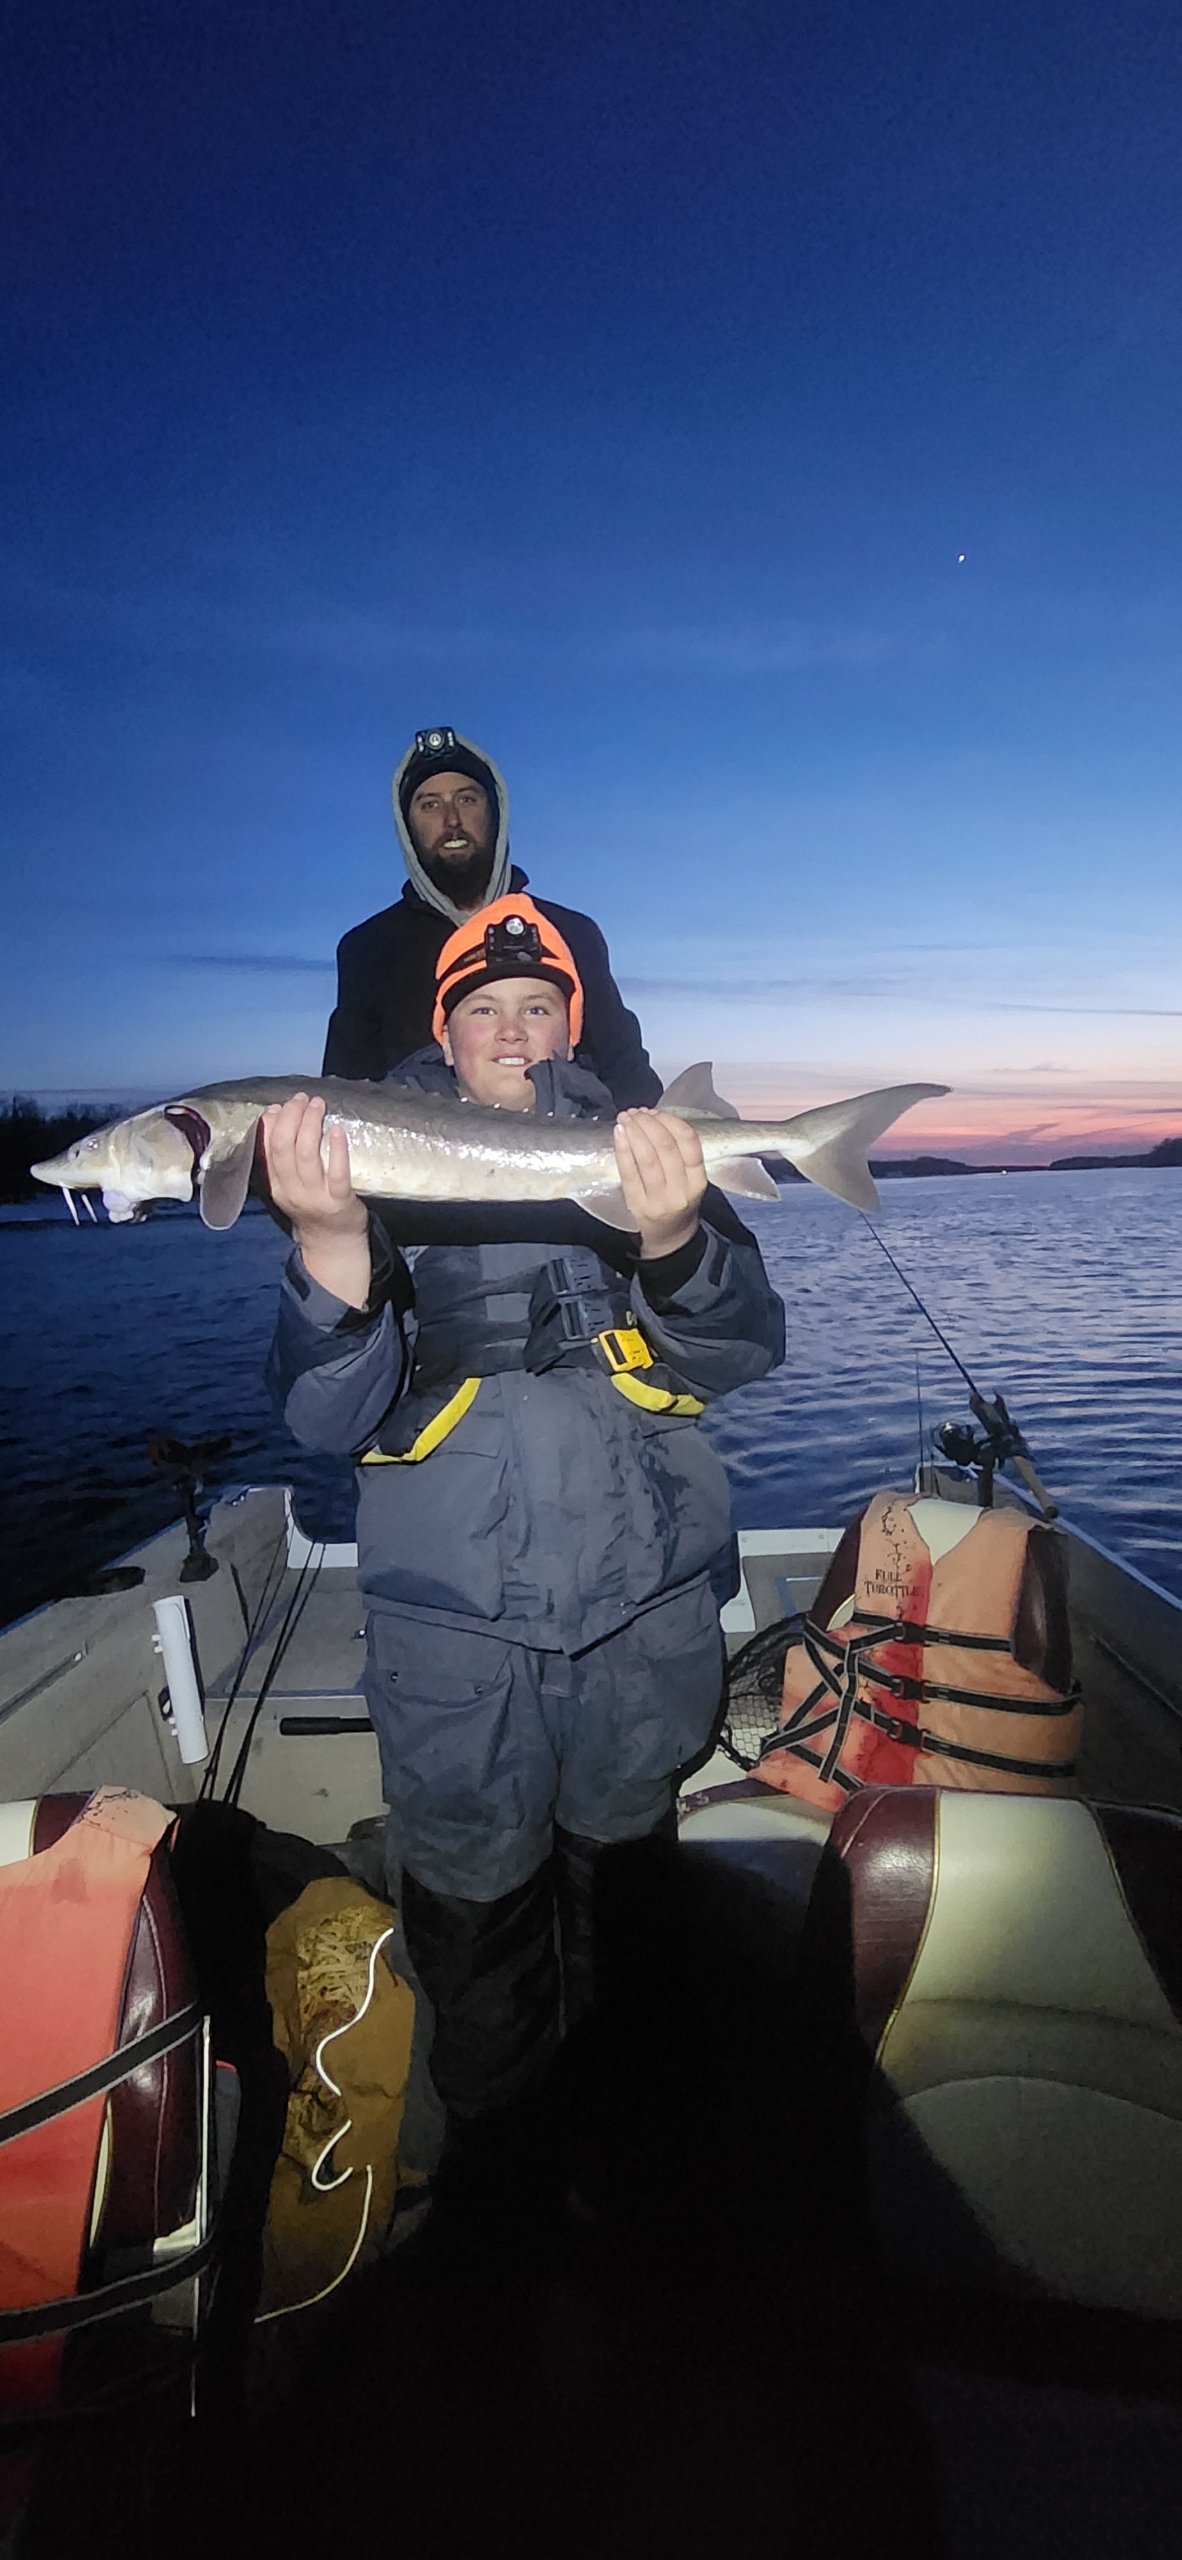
[151, 1595, 209, 1765]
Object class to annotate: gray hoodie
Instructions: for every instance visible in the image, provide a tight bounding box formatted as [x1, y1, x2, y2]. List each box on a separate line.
[391, 731, 513, 928]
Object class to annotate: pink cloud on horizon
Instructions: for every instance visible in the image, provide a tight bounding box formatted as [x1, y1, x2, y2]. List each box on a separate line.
[700, 1067, 1182, 1166]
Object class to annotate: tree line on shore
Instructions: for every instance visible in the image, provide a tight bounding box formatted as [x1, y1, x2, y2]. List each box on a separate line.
[0, 1098, 113, 1202]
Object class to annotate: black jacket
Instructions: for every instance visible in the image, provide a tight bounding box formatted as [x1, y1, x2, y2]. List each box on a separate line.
[322, 866, 662, 1106]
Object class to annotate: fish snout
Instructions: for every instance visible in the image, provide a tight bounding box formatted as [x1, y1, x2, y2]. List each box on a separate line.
[30, 1132, 111, 1189]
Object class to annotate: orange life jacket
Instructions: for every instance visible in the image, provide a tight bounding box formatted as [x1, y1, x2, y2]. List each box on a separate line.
[0, 1789, 206, 2442]
[755, 1492, 1081, 1814]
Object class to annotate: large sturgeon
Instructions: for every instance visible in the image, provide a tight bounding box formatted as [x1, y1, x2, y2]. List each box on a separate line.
[31, 1067, 948, 1228]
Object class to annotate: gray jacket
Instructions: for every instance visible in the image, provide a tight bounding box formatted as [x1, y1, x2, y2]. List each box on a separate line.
[269, 1057, 785, 1652]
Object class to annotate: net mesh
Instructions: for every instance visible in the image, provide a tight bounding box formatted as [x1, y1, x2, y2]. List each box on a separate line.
[720, 1616, 804, 1771]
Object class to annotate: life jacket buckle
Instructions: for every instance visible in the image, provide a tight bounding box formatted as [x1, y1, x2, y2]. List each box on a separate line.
[554, 1292, 615, 1348]
[595, 1324, 654, 1376]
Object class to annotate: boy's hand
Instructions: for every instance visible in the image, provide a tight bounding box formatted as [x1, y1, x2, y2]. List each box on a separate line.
[613, 1110, 707, 1260]
[262, 1094, 371, 1309]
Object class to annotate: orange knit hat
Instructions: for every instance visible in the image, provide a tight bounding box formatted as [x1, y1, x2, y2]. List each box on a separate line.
[432, 894, 585, 1048]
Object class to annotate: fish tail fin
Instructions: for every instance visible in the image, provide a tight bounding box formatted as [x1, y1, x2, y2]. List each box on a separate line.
[771, 1083, 949, 1212]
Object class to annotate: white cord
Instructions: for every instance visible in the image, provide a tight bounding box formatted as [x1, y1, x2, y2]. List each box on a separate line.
[253, 1925, 395, 2324]
[254, 2167, 375, 2324]
[308, 1925, 394, 2194]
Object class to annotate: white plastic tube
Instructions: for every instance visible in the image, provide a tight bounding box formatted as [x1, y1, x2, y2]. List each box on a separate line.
[151, 1595, 209, 1765]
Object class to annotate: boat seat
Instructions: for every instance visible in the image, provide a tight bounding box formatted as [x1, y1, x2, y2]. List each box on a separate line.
[807, 1786, 1182, 2318]
[0, 1794, 201, 2263]
[676, 1778, 832, 1956]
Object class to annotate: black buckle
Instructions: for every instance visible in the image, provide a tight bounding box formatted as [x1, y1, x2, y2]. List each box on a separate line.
[525, 1254, 620, 1372]
[553, 1292, 610, 1346]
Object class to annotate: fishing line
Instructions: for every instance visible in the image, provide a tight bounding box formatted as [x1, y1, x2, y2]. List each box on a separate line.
[220, 1547, 324, 1809]
[863, 1214, 1059, 1518]
[200, 1527, 287, 1799]
[861, 1217, 982, 1398]
[200, 1520, 294, 1800]
[218, 1552, 316, 1807]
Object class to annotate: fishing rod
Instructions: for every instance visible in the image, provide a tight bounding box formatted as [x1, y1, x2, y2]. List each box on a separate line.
[860, 1217, 1059, 1518]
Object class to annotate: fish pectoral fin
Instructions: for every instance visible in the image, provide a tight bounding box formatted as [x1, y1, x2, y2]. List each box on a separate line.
[199, 1126, 260, 1230]
[710, 1157, 781, 1201]
[573, 1185, 641, 1232]
[660, 1062, 741, 1120]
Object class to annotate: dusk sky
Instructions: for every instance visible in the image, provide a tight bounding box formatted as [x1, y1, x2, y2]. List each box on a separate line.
[4, 0, 1181, 1161]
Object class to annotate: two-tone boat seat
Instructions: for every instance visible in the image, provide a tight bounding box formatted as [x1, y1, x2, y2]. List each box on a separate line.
[0, 1790, 218, 2435]
[807, 1786, 1182, 2318]
[677, 1777, 832, 1955]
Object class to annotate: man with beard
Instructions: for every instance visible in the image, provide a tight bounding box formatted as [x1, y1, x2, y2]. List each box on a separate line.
[322, 726, 661, 1104]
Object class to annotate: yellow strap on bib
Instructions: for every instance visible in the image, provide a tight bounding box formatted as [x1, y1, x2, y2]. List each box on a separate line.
[361, 1375, 481, 1464]
[608, 1373, 705, 1417]
[594, 1324, 704, 1417]
[362, 1326, 704, 1463]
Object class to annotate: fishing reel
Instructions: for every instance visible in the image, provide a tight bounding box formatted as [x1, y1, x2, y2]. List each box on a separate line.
[935, 1390, 1058, 1520]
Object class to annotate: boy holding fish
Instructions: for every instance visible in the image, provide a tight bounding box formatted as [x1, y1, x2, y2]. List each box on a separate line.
[265, 894, 787, 2161]
[267, 901, 782, 2160]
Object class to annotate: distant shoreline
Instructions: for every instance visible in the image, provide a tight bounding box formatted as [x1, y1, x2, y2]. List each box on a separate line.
[763, 1142, 1182, 1182]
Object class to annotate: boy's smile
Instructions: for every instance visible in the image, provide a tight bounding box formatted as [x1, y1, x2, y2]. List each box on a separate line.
[442, 977, 571, 1110]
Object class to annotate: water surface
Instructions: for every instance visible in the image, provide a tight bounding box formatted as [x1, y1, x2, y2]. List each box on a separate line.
[2, 1169, 1179, 1630]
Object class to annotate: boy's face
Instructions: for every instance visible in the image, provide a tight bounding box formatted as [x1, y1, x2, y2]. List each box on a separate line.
[442, 977, 571, 1111]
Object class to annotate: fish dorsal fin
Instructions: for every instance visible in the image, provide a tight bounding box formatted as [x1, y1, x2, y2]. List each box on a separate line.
[199, 1126, 259, 1230]
[660, 1062, 741, 1120]
[710, 1157, 781, 1201]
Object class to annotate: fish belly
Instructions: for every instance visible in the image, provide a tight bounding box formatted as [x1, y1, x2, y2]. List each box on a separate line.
[340, 1119, 615, 1204]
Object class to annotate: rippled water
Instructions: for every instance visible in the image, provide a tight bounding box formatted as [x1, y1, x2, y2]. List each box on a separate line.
[2, 1169, 1180, 1631]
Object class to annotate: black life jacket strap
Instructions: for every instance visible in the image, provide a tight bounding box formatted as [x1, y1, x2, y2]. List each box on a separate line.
[0, 2229, 218, 2347]
[764, 1728, 1076, 1790]
[846, 1611, 1014, 1653]
[884, 1675, 1082, 1718]
[796, 1614, 1078, 1717]
[756, 1616, 1080, 1784]
[410, 1265, 545, 1393]
[0, 2005, 202, 2150]
[525, 1252, 630, 1373]
[411, 1254, 635, 1392]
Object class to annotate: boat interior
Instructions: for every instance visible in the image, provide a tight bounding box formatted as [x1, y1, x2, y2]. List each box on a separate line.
[2, 1474, 1182, 2558]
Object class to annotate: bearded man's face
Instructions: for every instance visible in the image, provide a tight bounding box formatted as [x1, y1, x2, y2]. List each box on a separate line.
[407, 772, 496, 910]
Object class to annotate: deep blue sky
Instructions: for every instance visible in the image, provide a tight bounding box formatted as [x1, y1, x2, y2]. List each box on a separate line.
[4, 0, 1181, 1156]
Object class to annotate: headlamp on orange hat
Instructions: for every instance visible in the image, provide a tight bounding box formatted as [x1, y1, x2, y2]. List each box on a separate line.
[432, 895, 585, 1048]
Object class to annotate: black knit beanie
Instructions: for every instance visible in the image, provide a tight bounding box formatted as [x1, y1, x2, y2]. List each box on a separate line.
[398, 731, 499, 823]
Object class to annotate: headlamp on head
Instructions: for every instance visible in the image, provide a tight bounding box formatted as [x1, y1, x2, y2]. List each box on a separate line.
[431, 892, 586, 1047]
[416, 727, 458, 757]
[484, 914, 542, 970]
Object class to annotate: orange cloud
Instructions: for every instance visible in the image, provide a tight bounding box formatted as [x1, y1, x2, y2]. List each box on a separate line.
[690, 1065, 1182, 1166]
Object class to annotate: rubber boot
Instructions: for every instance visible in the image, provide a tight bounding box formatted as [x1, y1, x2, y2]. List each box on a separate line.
[399, 1858, 561, 2125]
[554, 1806, 680, 2032]
[553, 1825, 604, 2030]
